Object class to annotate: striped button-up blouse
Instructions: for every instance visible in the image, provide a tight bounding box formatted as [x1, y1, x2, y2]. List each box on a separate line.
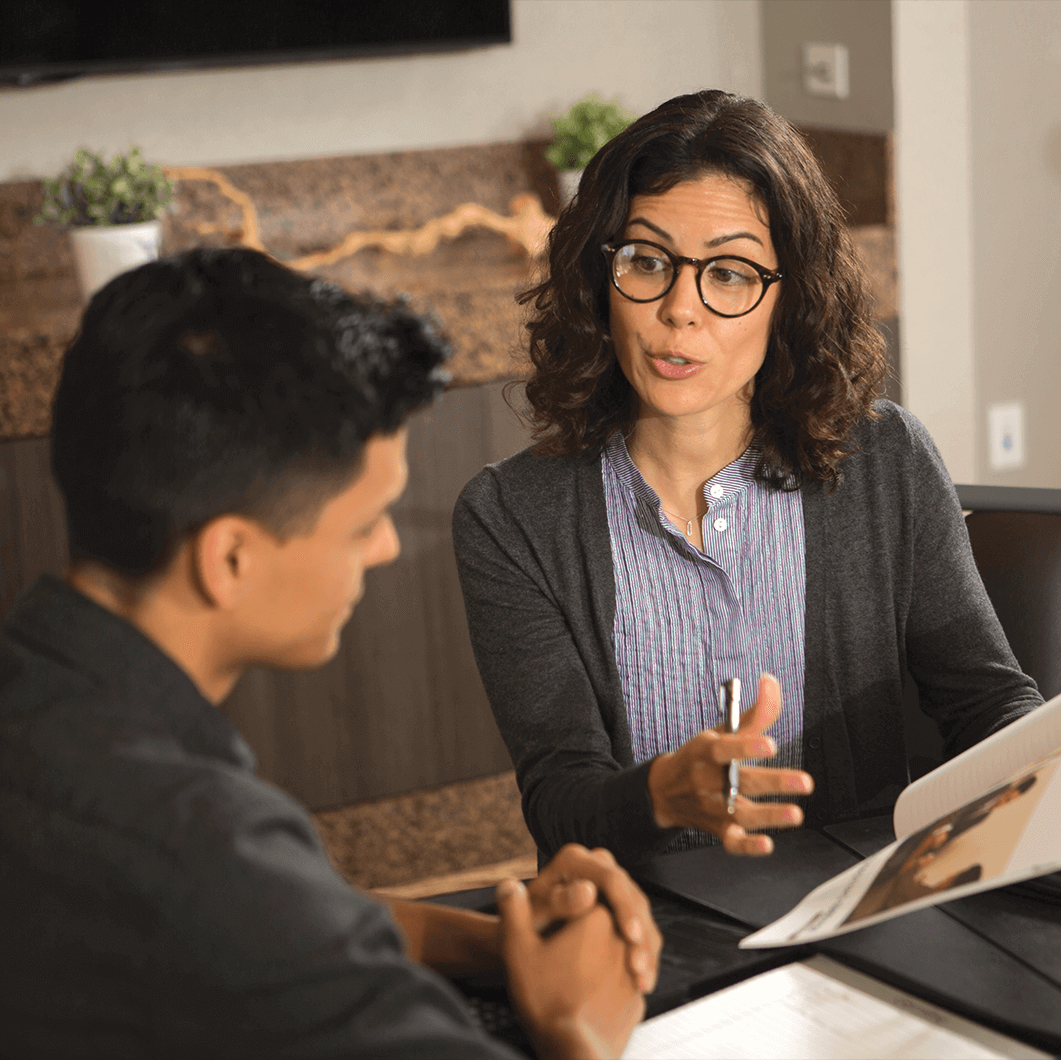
[602, 433, 807, 803]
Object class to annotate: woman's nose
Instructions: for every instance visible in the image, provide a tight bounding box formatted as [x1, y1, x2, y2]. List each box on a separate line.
[659, 263, 705, 327]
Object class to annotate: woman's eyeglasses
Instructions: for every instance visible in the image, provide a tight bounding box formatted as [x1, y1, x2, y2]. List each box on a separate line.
[602, 240, 783, 318]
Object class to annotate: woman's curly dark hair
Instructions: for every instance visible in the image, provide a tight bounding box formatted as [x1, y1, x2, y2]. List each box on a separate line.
[520, 89, 886, 490]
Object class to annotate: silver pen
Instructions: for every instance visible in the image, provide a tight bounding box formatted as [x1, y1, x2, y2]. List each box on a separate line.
[721, 678, 741, 814]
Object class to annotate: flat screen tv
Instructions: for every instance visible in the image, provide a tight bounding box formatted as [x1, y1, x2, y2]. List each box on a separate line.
[0, 0, 512, 86]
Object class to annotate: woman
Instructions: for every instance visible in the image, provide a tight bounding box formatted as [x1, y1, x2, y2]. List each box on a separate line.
[453, 90, 1040, 868]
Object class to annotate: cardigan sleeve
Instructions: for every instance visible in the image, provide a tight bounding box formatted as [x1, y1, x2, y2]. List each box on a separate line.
[453, 456, 681, 867]
[801, 403, 1042, 823]
[897, 410, 1041, 755]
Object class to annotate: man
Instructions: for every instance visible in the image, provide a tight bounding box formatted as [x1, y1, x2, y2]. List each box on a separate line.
[0, 248, 659, 1058]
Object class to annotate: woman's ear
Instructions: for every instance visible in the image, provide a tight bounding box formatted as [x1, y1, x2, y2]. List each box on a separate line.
[191, 516, 261, 609]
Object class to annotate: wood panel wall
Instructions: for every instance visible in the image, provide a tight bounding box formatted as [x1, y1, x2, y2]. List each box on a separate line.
[0, 432, 68, 616]
[0, 381, 531, 810]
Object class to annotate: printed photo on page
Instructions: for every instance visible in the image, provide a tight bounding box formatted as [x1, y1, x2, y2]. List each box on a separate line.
[742, 753, 1061, 948]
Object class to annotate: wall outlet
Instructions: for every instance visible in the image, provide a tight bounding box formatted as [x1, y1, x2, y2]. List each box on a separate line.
[803, 42, 850, 100]
[988, 401, 1025, 470]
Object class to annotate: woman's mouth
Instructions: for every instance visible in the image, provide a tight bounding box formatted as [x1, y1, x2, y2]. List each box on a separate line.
[651, 354, 703, 380]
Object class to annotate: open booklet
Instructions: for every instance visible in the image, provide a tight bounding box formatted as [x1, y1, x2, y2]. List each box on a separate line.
[741, 692, 1061, 948]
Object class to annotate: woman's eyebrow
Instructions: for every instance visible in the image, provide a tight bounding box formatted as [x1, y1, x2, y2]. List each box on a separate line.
[707, 230, 764, 249]
[627, 216, 764, 249]
[627, 216, 673, 241]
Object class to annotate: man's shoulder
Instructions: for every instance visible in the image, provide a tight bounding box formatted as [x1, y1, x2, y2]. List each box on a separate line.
[0, 626, 96, 724]
[0, 678, 294, 852]
[0, 687, 339, 970]
[0, 591, 302, 869]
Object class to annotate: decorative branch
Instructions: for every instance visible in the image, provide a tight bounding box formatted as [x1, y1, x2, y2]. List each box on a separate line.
[163, 166, 552, 266]
[162, 166, 265, 250]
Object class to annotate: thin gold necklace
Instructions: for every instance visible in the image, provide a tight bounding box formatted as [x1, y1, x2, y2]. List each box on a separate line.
[660, 505, 698, 538]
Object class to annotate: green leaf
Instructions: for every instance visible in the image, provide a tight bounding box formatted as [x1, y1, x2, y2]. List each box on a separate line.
[547, 94, 637, 171]
[37, 143, 176, 227]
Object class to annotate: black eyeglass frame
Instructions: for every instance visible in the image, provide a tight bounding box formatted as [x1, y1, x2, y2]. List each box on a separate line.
[601, 240, 784, 319]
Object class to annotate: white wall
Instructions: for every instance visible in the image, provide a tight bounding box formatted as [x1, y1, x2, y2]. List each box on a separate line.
[0, 0, 762, 180]
[762, 0, 892, 133]
[893, 0, 1061, 489]
[967, 0, 1061, 489]
[892, 0, 977, 483]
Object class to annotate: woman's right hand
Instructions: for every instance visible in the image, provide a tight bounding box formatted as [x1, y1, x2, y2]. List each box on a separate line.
[647, 673, 814, 855]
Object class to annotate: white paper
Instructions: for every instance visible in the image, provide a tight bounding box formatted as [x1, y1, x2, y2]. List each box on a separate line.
[622, 957, 1046, 1059]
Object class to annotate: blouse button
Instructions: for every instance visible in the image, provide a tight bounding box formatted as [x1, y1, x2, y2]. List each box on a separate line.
[713, 517, 728, 532]
[709, 484, 725, 498]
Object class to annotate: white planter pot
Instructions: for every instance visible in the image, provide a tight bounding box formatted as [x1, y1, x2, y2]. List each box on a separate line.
[557, 169, 584, 210]
[68, 219, 162, 301]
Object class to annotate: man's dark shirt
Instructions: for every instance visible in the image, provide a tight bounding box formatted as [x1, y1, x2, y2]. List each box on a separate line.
[0, 576, 519, 1059]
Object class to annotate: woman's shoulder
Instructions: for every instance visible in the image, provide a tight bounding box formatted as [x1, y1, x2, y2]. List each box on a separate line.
[859, 398, 931, 443]
[850, 399, 946, 469]
[805, 401, 963, 556]
[458, 444, 603, 516]
[454, 444, 609, 571]
[832, 399, 954, 509]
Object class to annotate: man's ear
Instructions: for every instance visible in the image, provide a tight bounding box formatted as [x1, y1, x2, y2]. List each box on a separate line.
[191, 515, 267, 609]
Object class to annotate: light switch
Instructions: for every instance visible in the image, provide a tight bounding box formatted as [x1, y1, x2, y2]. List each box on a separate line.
[803, 42, 850, 100]
[988, 401, 1025, 470]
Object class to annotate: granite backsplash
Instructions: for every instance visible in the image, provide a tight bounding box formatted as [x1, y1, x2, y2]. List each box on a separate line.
[0, 129, 894, 442]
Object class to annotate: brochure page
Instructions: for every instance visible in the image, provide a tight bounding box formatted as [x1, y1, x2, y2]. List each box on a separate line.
[893, 693, 1061, 840]
[741, 755, 1061, 948]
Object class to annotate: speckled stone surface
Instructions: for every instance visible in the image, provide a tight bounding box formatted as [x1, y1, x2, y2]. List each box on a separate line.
[851, 225, 897, 319]
[166, 142, 560, 255]
[0, 141, 552, 441]
[0, 132, 895, 442]
[798, 127, 893, 228]
[313, 769, 534, 891]
[0, 181, 82, 440]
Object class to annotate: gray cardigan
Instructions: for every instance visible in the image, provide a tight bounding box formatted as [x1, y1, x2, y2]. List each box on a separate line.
[453, 402, 1041, 866]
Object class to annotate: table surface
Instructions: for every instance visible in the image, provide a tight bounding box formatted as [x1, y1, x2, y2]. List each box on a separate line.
[432, 819, 1061, 1057]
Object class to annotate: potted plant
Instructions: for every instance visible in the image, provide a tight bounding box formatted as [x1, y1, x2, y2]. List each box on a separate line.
[36, 146, 176, 300]
[546, 94, 637, 208]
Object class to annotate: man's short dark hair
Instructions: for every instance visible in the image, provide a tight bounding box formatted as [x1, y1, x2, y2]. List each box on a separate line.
[52, 247, 450, 576]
